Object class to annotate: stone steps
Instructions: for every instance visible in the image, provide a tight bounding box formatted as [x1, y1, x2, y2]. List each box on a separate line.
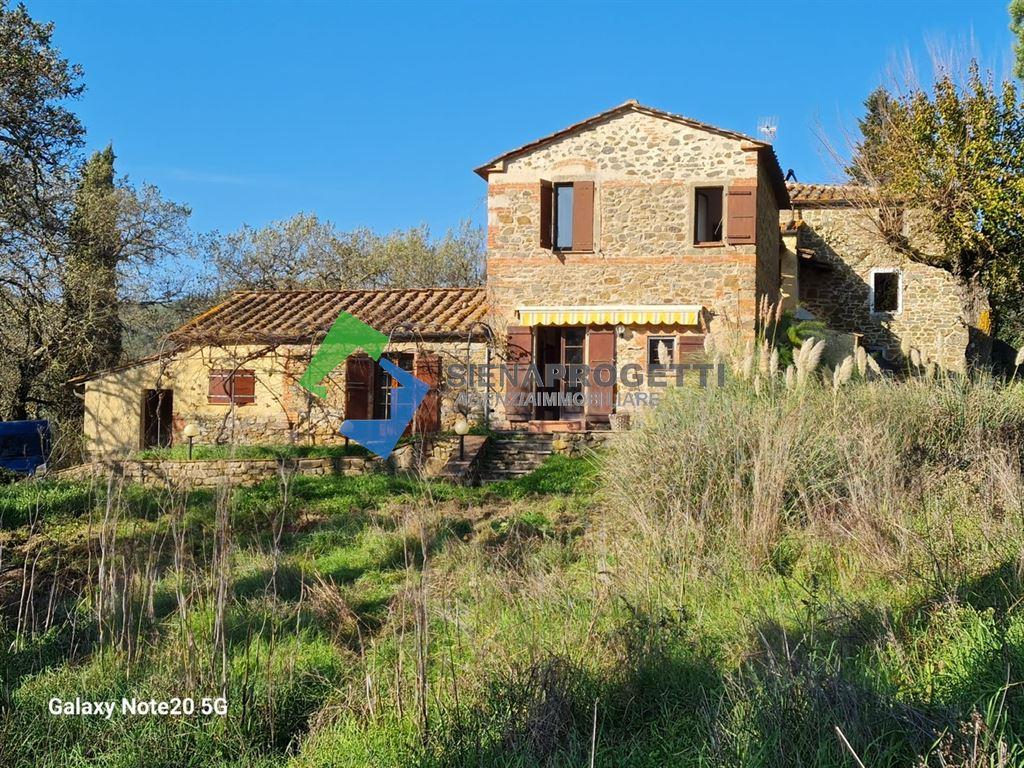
[478, 432, 555, 483]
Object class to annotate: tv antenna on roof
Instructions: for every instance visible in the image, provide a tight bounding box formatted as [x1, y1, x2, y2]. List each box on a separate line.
[757, 116, 778, 143]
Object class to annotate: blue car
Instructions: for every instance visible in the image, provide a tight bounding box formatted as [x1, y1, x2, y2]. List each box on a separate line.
[0, 420, 51, 476]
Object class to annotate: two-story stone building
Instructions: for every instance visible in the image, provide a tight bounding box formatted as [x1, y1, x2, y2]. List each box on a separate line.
[477, 100, 788, 428]
[76, 101, 967, 454]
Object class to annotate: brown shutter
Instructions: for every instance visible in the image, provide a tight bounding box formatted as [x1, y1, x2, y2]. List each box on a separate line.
[677, 335, 706, 363]
[505, 326, 534, 422]
[726, 185, 757, 245]
[413, 352, 442, 433]
[586, 329, 615, 420]
[539, 180, 553, 249]
[344, 356, 373, 420]
[572, 180, 594, 251]
[232, 370, 256, 405]
[208, 371, 231, 404]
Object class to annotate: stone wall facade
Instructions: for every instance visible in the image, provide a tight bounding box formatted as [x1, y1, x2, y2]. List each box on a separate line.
[755, 156, 782, 313]
[793, 206, 968, 370]
[484, 109, 774, 329]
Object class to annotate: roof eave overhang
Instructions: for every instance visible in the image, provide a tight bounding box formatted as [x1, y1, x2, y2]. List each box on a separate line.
[741, 142, 791, 209]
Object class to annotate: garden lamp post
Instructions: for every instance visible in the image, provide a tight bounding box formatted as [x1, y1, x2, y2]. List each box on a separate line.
[182, 423, 200, 460]
[454, 417, 470, 460]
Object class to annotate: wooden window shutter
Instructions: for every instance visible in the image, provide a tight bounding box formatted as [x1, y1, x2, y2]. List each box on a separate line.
[344, 356, 373, 420]
[539, 180, 553, 249]
[726, 186, 757, 245]
[586, 329, 615, 420]
[208, 371, 231, 404]
[572, 180, 595, 251]
[208, 369, 255, 405]
[676, 335, 706, 363]
[232, 370, 256, 405]
[505, 326, 534, 422]
[413, 353, 442, 433]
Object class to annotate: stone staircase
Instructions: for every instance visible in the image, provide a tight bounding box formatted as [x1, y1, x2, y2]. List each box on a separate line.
[478, 432, 555, 483]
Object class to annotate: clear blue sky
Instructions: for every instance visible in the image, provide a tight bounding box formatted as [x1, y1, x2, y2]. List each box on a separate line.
[27, 0, 1019, 238]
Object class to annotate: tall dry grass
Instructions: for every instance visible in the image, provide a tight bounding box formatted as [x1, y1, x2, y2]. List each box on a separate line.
[603, 373, 1024, 601]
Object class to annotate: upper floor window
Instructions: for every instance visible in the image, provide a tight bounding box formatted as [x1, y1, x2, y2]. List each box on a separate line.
[555, 183, 574, 250]
[870, 268, 902, 313]
[694, 187, 724, 244]
[539, 180, 594, 252]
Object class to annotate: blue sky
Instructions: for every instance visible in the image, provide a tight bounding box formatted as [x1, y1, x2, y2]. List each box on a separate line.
[27, 0, 1019, 238]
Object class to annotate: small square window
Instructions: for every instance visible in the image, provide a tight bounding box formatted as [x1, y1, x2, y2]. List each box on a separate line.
[694, 187, 724, 244]
[647, 336, 675, 368]
[871, 270, 901, 313]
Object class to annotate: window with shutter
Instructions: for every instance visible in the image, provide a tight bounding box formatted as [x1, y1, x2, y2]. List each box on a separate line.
[694, 187, 724, 244]
[208, 369, 256, 405]
[554, 183, 574, 249]
[540, 180, 595, 252]
[726, 186, 757, 245]
[646, 336, 676, 369]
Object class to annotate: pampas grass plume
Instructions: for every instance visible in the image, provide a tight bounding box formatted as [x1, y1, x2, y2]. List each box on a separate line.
[855, 346, 867, 377]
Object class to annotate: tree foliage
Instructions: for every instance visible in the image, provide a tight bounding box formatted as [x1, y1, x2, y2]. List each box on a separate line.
[0, 1, 83, 249]
[1012, 0, 1024, 81]
[209, 215, 484, 292]
[0, 1, 85, 422]
[56, 147, 191, 382]
[0, 3, 192, 439]
[847, 63, 1024, 347]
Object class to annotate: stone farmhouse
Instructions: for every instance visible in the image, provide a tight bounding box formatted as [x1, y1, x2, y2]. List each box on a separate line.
[75, 101, 968, 456]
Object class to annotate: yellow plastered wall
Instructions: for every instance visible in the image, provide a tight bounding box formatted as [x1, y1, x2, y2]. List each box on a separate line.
[83, 341, 491, 456]
[83, 345, 307, 456]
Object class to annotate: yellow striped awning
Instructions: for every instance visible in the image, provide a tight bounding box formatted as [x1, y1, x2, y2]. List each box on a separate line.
[516, 304, 703, 327]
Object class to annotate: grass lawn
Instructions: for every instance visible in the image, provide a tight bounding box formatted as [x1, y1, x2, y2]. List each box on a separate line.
[3, 378, 1024, 767]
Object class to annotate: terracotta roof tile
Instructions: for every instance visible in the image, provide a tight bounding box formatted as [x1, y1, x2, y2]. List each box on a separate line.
[786, 182, 864, 206]
[169, 287, 489, 346]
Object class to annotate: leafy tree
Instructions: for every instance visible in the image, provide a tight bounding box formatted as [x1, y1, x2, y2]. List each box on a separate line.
[847, 63, 1024, 357]
[209, 215, 484, 292]
[1012, 0, 1024, 80]
[2, 144, 192, 435]
[63, 146, 121, 373]
[0, 1, 84, 420]
[62, 146, 192, 368]
[846, 88, 899, 185]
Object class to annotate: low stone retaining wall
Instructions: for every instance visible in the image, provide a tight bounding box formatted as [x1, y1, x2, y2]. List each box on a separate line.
[551, 431, 615, 456]
[62, 456, 378, 489]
